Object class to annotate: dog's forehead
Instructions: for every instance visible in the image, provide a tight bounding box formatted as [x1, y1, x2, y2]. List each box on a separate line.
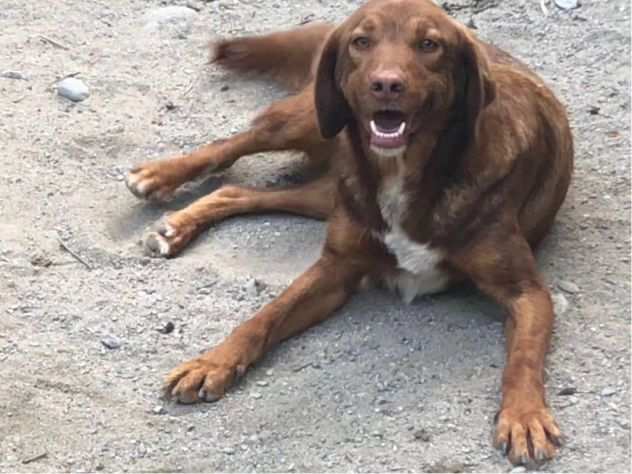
[347, 0, 456, 37]
[352, 0, 443, 18]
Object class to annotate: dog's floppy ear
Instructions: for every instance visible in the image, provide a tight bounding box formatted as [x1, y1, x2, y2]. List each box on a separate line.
[459, 28, 496, 137]
[314, 29, 352, 139]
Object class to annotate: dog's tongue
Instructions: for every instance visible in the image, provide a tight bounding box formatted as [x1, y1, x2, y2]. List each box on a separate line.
[370, 111, 407, 150]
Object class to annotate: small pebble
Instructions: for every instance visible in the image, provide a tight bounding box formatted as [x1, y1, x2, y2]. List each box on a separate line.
[413, 429, 431, 442]
[250, 392, 262, 399]
[30, 254, 52, 268]
[558, 280, 579, 294]
[557, 387, 577, 396]
[554, 0, 579, 10]
[157, 321, 175, 334]
[300, 13, 316, 24]
[1, 71, 28, 80]
[221, 447, 235, 455]
[244, 278, 258, 298]
[256, 380, 269, 387]
[600, 387, 617, 397]
[152, 405, 166, 415]
[551, 292, 570, 315]
[588, 105, 600, 115]
[510, 467, 527, 473]
[143, 6, 197, 32]
[95, 463, 105, 471]
[57, 77, 90, 102]
[101, 335, 121, 350]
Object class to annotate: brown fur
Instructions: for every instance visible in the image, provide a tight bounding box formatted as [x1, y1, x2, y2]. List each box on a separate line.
[126, 0, 573, 467]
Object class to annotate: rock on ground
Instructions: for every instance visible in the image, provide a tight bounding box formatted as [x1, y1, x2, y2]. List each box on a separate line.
[57, 77, 90, 102]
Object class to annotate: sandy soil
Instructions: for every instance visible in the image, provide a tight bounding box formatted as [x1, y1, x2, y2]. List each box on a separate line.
[0, 0, 630, 472]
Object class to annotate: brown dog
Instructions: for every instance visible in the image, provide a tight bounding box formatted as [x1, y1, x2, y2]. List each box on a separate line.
[126, 0, 573, 466]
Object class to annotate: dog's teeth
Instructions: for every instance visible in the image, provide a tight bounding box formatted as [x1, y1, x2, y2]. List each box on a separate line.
[370, 120, 406, 138]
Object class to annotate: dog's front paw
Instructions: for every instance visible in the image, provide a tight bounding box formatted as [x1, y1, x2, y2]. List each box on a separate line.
[126, 160, 182, 201]
[144, 215, 197, 258]
[164, 351, 246, 404]
[495, 403, 561, 466]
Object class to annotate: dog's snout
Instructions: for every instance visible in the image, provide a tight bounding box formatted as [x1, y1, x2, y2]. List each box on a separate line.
[369, 71, 406, 99]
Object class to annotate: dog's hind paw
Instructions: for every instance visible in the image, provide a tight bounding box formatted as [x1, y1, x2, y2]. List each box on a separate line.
[144, 217, 196, 258]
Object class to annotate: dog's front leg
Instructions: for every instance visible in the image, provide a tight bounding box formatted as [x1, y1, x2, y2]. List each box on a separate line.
[165, 251, 367, 404]
[495, 284, 561, 465]
[450, 225, 561, 466]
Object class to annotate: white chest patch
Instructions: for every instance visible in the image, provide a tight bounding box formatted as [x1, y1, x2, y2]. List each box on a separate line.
[376, 170, 450, 303]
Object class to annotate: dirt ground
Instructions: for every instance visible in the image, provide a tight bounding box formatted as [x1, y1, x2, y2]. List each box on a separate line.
[1, 0, 630, 472]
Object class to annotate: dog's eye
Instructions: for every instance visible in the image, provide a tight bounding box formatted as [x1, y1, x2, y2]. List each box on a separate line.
[352, 36, 371, 50]
[417, 38, 438, 52]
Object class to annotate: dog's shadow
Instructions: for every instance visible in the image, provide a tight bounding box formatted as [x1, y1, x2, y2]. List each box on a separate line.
[109, 155, 321, 245]
[109, 176, 226, 243]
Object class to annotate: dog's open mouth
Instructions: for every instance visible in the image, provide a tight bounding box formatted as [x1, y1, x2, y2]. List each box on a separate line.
[369, 110, 407, 151]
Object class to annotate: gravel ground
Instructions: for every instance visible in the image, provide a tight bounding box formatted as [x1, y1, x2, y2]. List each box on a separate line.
[1, 0, 630, 472]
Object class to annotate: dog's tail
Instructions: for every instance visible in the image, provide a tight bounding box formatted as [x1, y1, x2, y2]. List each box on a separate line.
[211, 22, 334, 92]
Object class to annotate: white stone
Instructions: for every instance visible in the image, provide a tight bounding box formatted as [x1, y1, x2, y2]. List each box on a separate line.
[143, 6, 197, 33]
[558, 280, 579, 294]
[57, 78, 89, 102]
[554, 0, 579, 10]
[551, 292, 569, 316]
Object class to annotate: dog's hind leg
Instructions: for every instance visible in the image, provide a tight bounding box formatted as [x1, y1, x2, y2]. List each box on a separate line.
[144, 173, 335, 258]
[126, 86, 324, 201]
[127, 22, 333, 202]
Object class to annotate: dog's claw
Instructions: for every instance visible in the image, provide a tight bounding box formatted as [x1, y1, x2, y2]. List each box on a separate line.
[198, 386, 221, 403]
[533, 447, 547, 462]
[165, 350, 242, 405]
[495, 406, 560, 466]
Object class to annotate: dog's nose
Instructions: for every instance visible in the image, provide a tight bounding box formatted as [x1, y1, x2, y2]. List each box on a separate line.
[369, 71, 405, 99]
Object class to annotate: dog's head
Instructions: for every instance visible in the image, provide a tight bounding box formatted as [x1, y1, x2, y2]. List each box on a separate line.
[315, 0, 495, 158]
